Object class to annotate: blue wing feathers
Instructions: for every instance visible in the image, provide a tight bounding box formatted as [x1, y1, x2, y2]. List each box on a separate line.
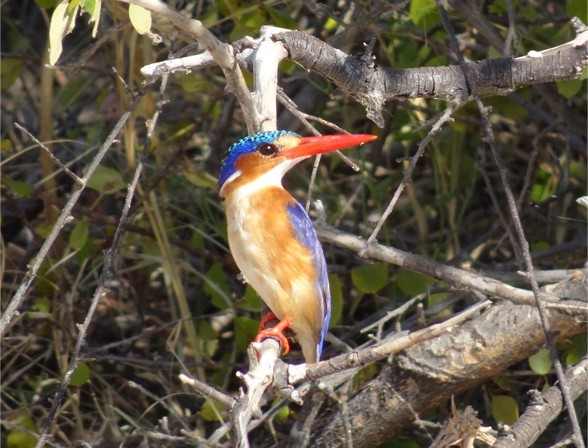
[287, 201, 331, 359]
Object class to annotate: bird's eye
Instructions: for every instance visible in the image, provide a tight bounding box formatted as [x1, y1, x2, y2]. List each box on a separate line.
[257, 143, 279, 157]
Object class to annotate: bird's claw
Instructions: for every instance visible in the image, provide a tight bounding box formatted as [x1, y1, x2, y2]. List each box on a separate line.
[255, 316, 293, 355]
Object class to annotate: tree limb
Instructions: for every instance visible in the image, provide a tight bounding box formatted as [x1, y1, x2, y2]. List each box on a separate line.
[303, 300, 585, 447]
[315, 222, 588, 312]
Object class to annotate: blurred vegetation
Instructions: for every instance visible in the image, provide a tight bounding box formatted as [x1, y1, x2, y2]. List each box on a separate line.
[1, 0, 586, 446]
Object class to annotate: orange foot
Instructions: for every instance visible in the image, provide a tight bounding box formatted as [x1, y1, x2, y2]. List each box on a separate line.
[255, 314, 293, 355]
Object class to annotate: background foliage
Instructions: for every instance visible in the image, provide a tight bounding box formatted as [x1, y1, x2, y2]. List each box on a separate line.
[1, 0, 586, 446]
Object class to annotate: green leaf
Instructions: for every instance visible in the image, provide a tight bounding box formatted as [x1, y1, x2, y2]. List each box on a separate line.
[70, 362, 91, 387]
[328, 273, 343, 327]
[531, 165, 557, 203]
[235, 285, 262, 312]
[1, 138, 13, 152]
[204, 262, 231, 309]
[528, 347, 552, 375]
[234, 316, 259, 352]
[264, 6, 297, 29]
[1, 58, 24, 91]
[129, 3, 152, 36]
[2, 177, 32, 198]
[34, 0, 61, 8]
[409, 0, 440, 27]
[87, 165, 126, 194]
[6, 415, 38, 448]
[182, 163, 217, 189]
[198, 320, 219, 357]
[567, 0, 588, 23]
[351, 263, 389, 293]
[48, 0, 80, 65]
[200, 398, 225, 422]
[69, 218, 89, 250]
[181, 75, 216, 93]
[557, 78, 583, 98]
[564, 334, 587, 365]
[31, 297, 51, 313]
[272, 397, 291, 422]
[491, 395, 519, 425]
[488, 0, 508, 14]
[493, 375, 512, 392]
[379, 438, 420, 448]
[394, 270, 432, 296]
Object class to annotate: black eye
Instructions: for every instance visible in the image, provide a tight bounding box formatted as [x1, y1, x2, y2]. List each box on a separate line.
[257, 143, 278, 156]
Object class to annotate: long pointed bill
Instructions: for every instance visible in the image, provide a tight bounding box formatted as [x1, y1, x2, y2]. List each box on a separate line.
[282, 134, 377, 159]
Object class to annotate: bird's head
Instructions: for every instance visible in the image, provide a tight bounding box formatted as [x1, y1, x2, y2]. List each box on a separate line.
[218, 130, 376, 197]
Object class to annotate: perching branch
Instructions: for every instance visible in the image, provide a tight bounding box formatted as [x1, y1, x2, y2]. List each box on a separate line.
[226, 300, 490, 446]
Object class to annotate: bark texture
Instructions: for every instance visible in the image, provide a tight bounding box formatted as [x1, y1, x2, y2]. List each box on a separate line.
[303, 300, 585, 447]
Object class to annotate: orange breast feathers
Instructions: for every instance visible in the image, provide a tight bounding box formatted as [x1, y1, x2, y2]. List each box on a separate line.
[223, 185, 325, 362]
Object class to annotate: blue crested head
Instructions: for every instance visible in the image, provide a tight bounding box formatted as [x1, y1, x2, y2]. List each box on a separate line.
[218, 130, 298, 191]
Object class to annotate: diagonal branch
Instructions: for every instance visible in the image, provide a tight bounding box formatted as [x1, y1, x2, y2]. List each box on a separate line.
[118, 0, 259, 133]
[316, 222, 587, 311]
[0, 92, 145, 338]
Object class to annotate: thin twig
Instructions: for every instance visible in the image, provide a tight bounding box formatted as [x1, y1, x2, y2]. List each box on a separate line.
[13, 123, 83, 185]
[179, 373, 235, 408]
[33, 57, 171, 447]
[0, 93, 144, 338]
[435, 7, 585, 445]
[316, 222, 587, 311]
[34, 110, 149, 448]
[476, 100, 585, 448]
[493, 357, 588, 448]
[360, 99, 462, 255]
[118, 0, 258, 133]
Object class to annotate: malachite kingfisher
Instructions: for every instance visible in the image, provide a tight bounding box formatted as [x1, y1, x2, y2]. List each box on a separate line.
[219, 131, 377, 363]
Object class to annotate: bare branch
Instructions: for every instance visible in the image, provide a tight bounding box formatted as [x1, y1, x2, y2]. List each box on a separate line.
[315, 222, 587, 310]
[476, 100, 586, 448]
[287, 300, 491, 385]
[360, 99, 462, 254]
[0, 94, 143, 338]
[231, 339, 282, 448]
[138, 22, 587, 128]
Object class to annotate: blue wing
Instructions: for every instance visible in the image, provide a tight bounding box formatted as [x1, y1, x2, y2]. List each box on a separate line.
[287, 201, 331, 360]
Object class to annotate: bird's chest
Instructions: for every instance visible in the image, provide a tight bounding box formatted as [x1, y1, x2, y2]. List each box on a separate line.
[225, 191, 288, 290]
[223, 189, 315, 316]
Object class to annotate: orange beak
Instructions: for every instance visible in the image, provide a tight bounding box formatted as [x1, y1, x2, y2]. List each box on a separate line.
[282, 134, 377, 160]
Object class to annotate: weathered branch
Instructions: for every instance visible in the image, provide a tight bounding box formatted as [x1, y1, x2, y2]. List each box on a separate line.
[274, 25, 588, 126]
[139, 22, 587, 128]
[231, 339, 282, 448]
[302, 300, 585, 447]
[286, 300, 491, 386]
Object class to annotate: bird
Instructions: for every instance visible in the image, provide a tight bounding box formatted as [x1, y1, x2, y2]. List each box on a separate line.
[219, 130, 376, 363]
